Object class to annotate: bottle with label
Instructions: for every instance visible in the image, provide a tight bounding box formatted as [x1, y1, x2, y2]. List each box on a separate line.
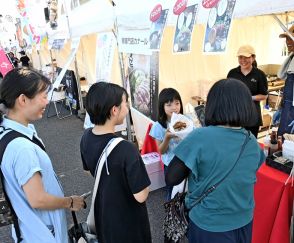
[277, 136, 283, 151]
[269, 129, 278, 156]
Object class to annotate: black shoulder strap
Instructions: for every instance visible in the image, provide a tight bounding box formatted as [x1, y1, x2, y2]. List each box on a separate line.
[0, 128, 46, 242]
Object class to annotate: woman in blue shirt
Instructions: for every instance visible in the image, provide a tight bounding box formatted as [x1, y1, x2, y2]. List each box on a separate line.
[166, 79, 265, 243]
[0, 68, 85, 242]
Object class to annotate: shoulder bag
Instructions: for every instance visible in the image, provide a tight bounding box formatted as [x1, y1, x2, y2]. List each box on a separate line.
[68, 137, 123, 243]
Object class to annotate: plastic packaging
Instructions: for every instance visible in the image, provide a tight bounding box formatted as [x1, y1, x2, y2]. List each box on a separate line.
[263, 135, 270, 157]
[282, 140, 294, 161]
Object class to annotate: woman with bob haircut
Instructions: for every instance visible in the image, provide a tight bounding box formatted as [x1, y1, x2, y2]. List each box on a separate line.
[0, 68, 85, 243]
[165, 78, 265, 243]
[80, 82, 152, 243]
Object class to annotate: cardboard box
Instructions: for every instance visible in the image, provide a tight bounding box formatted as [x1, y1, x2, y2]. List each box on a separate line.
[142, 152, 166, 191]
[142, 152, 162, 174]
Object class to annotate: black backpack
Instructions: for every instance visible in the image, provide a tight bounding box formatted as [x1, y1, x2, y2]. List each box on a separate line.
[0, 126, 45, 242]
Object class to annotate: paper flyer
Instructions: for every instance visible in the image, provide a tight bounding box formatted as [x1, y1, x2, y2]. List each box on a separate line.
[203, 0, 236, 53]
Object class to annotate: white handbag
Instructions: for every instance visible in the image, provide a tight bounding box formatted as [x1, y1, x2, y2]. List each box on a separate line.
[87, 137, 123, 234]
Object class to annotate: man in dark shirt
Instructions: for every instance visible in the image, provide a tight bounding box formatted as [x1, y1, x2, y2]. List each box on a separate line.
[19, 51, 30, 67]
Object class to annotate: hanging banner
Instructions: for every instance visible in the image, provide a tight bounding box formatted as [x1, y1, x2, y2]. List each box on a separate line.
[95, 32, 116, 83]
[49, 39, 66, 49]
[127, 53, 159, 121]
[0, 48, 13, 77]
[203, 0, 236, 53]
[173, 3, 198, 53]
[15, 0, 47, 46]
[118, 30, 151, 55]
[149, 6, 169, 51]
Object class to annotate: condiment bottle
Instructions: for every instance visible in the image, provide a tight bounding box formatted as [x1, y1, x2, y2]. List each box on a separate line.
[277, 136, 283, 151]
[269, 130, 278, 155]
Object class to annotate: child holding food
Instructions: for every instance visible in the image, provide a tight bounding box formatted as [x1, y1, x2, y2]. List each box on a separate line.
[149, 88, 184, 200]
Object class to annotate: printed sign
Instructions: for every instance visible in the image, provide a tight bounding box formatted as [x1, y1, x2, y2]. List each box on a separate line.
[0, 48, 13, 77]
[95, 32, 116, 82]
[149, 9, 169, 51]
[203, 0, 236, 53]
[173, 4, 198, 53]
[118, 30, 151, 55]
[202, 0, 220, 8]
[127, 53, 159, 121]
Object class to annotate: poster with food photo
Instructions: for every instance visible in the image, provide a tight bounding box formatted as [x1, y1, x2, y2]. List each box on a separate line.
[127, 53, 159, 121]
[149, 9, 169, 51]
[173, 4, 198, 53]
[203, 0, 236, 53]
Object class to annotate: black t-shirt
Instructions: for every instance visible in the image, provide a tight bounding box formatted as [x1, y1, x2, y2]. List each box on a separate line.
[227, 66, 268, 126]
[20, 55, 30, 67]
[80, 129, 151, 243]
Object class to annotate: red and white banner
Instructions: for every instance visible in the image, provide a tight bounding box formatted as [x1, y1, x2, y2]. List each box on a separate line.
[0, 48, 13, 77]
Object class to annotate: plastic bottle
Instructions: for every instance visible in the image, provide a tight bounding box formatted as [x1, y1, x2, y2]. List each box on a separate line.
[263, 134, 270, 157]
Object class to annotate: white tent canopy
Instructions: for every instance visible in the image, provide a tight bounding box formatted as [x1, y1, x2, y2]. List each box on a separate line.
[115, 0, 294, 30]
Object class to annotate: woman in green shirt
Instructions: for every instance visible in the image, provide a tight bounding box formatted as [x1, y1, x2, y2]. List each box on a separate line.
[166, 78, 265, 243]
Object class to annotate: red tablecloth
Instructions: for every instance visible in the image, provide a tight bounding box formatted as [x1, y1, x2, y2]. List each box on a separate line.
[252, 163, 294, 243]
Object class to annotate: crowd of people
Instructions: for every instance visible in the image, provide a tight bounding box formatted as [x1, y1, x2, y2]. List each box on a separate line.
[0, 25, 293, 243]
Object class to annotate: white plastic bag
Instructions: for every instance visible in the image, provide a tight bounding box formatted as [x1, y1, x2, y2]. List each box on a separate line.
[171, 179, 188, 199]
[169, 113, 194, 139]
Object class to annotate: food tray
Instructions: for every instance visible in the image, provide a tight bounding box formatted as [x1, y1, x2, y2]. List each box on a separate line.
[266, 151, 293, 174]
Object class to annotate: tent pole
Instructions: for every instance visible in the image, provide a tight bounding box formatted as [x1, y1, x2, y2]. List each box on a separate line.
[37, 49, 42, 72]
[272, 14, 294, 42]
[64, 2, 85, 119]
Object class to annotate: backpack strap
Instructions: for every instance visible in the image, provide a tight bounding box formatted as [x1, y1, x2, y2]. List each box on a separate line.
[0, 127, 46, 242]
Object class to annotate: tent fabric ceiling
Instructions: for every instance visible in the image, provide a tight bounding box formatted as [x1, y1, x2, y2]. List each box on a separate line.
[115, 0, 294, 30]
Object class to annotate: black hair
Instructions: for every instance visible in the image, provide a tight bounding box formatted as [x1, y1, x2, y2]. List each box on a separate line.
[86, 82, 128, 125]
[252, 54, 258, 68]
[80, 77, 86, 81]
[158, 88, 183, 128]
[0, 68, 51, 123]
[205, 78, 256, 127]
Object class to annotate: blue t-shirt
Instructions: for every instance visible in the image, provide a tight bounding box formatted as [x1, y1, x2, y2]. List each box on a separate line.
[0, 118, 68, 243]
[149, 121, 181, 166]
[174, 126, 265, 232]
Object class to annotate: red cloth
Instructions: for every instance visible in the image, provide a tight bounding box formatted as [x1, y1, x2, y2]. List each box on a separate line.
[141, 123, 159, 155]
[140, 123, 164, 169]
[252, 163, 294, 243]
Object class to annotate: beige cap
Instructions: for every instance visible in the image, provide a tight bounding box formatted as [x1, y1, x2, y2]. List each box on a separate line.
[237, 45, 255, 57]
[279, 25, 294, 38]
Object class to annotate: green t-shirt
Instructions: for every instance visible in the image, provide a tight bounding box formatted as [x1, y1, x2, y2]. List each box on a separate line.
[174, 126, 265, 232]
